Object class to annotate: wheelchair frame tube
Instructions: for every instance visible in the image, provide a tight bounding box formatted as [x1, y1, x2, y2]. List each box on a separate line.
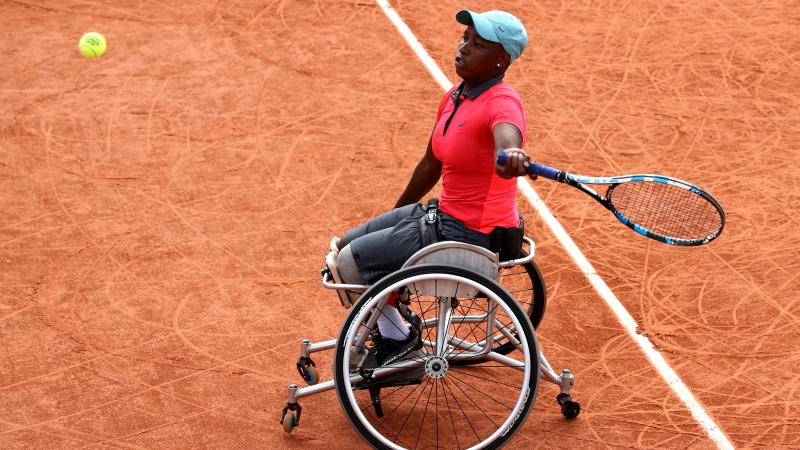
[496, 318, 521, 346]
[421, 313, 490, 328]
[300, 338, 336, 359]
[441, 336, 491, 359]
[353, 307, 382, 350]
[321, 270, 368, 292]
[420, 304, 517, 358]
[435, 298, 454, 356]
[538, 350, 563, 385]
[472, 349, 526, 370]
[433, 315, 517, 350]
[293, 380, 336, 400]
[498, 236, 536, 268]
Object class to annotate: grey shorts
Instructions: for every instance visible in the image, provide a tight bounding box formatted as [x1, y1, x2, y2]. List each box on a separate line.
[344, 203, 492, 283]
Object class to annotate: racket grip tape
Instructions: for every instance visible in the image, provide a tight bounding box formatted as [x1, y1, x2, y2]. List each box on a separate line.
[496, 151, 560, 180]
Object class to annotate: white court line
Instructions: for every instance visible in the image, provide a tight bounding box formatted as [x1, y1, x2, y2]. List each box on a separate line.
[375, 1, 734, 449]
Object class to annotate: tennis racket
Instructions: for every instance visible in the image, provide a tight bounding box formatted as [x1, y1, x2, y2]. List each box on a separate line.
[497, 152, 725, 246]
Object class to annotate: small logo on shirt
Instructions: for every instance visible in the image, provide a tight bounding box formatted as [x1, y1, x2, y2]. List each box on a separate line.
[458, 122, 465, 127]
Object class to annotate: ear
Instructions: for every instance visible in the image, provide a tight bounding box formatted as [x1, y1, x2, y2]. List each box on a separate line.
[498, 53, 512, 71]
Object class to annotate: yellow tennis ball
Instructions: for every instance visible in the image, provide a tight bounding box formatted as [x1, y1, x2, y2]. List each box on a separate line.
[78, 32, 107, 60]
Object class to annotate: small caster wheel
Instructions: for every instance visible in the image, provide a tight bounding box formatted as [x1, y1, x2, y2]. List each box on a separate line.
[561, 399, 580, 419]
[280, 400, 302, 433]
[282, 410, 298, 433]
[296, 357, 317, 385]
[301, 365, 319, 385]
[557, 393, 580, 419]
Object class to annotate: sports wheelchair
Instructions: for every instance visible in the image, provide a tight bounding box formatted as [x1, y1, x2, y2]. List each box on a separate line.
[281, 237, 580, 449]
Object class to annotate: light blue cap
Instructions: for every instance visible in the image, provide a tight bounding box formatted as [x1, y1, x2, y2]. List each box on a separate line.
[456, 9, 528, 62]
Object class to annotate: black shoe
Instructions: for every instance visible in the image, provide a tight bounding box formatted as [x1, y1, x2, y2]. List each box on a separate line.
[364, 326, 423, 369]
[397, 303, 421, 334]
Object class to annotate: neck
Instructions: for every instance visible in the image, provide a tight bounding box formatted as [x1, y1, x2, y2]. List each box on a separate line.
[462, 71, 504, 92]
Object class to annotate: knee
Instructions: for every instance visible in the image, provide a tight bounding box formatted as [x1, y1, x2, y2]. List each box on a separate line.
[337, 244, 367, 284]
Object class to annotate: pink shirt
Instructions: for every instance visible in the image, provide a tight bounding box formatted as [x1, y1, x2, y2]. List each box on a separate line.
[431, 82, 527, 233]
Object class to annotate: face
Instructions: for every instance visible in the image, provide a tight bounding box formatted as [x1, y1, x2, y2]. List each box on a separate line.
[454, 26, 509, 81]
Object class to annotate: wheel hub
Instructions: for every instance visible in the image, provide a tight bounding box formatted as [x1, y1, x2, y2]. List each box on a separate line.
[424, 356, 449, 379]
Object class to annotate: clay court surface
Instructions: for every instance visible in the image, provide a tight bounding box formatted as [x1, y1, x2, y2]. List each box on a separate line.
[1, 0, 799, 448]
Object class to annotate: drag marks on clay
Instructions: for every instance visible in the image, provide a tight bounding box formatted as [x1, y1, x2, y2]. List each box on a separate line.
[3, 246, 305, 441]
[0, 355, 286, 446]
[8, 0, 797, 447]
[145, 80, 169, 158]
[508, 2, 800, 445]
[536, 315, 710, 448]
[2, 2, 399, 445]
[574, 6, 664, 176]
[0, 425, 95, 449]
[1, 188, 316, 444]
[0, 304, 35, 324]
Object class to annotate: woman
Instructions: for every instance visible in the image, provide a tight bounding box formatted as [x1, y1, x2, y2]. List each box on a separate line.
[332, 9, 533, 366]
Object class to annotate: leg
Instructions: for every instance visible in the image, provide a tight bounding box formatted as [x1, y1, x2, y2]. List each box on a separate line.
[337, 206, 425, 340]
[340, 203, 423, 249]
[339, 205, 424, 284]
[328, 203, 423, 307]
[338, 244, 413, 341]
[337, 244, 367, 284]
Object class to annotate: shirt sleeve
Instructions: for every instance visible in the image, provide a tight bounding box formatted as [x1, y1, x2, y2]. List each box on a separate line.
[487, 90, 527, 146]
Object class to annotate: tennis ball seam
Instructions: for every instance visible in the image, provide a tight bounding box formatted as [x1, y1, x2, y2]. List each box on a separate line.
[80, 46, 98, 59]
[79, 32, 106, 60]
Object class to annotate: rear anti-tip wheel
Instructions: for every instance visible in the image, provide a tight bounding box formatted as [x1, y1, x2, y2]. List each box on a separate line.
[557, 393, 581, 419]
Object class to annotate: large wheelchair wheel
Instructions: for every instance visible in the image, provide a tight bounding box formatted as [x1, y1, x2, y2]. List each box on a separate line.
[501, 252, 547, 330]
[333, 264, 540, 450]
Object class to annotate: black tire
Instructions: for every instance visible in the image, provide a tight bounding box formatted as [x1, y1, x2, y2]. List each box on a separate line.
[501, 256, 547, 330]
[334, 264, 540, 450]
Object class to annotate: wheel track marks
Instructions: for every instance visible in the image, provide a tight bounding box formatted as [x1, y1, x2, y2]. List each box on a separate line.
[577, 4, 663, 174]
[1, 338, 300, 440]
[145, 80, 168, 157]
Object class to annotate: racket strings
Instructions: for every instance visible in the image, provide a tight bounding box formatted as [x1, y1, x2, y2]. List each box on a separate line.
[606, 181, 722, 240]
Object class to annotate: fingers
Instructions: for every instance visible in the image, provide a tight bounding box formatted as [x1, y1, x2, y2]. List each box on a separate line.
[499, 148, 530, 176]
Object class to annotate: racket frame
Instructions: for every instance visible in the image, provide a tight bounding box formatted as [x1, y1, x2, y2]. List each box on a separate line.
[521, 160, 725, 246]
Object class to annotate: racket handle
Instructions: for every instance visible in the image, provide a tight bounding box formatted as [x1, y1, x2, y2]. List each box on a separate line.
[528, 163, 560, 180]
[496, 151, 561, 181]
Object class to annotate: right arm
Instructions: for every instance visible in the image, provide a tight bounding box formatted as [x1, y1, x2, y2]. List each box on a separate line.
[394, 132, 442, 208]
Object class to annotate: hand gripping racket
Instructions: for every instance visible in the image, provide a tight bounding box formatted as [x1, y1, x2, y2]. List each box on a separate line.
[497, 152, 725, 246]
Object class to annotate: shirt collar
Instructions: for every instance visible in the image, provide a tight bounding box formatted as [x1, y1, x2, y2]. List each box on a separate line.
[452, 72, 505, 103]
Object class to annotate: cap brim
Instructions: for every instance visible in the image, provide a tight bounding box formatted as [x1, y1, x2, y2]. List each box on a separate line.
[455, 9, 500, 44]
